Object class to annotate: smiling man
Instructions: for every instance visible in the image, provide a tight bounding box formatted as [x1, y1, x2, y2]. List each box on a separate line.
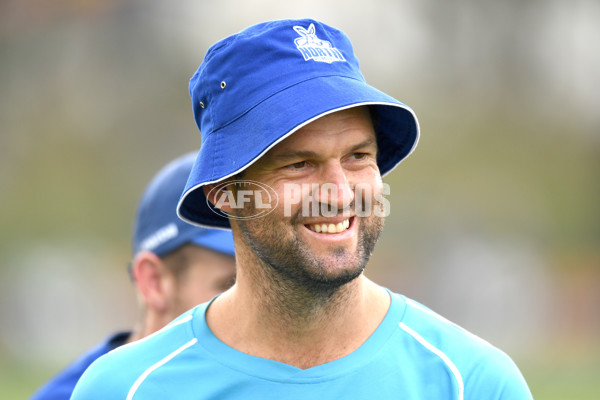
[71, 19, 533, 399]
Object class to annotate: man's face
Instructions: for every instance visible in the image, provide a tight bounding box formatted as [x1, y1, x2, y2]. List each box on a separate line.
[232, 106, 385, 292]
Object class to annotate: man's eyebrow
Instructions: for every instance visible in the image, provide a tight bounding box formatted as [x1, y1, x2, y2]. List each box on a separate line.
[271, 138, 377, 162]
[348, 138, 377, 153]
[271, 150, 320, 162]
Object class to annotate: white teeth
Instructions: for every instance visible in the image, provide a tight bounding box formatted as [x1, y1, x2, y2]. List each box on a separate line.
[308, 219, 351, 234]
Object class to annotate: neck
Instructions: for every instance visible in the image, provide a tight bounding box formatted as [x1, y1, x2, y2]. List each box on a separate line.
[244, 253, 358, 332]
[207, 246, 389, 368]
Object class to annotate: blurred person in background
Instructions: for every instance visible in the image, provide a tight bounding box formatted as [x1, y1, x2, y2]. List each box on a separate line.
[29, 152, 236, 400]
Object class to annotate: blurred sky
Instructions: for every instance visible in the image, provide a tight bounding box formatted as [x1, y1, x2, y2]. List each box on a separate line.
[1, 0, 599, 398]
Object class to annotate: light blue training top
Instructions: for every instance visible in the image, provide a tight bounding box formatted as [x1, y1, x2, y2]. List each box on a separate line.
[71, 290, 533, 399]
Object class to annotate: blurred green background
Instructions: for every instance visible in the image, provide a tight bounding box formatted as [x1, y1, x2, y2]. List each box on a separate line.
[1, 0, 598, 399]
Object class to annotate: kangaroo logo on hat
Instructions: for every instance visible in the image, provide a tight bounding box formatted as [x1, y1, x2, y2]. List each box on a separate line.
[293, 23, 346, 64]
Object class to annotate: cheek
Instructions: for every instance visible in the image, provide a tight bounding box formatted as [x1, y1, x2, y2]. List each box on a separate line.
[352, 174, 386, 214]
[237, 183, 281, 219]
[278, 182, 311, 215]
[351, 169, 383, 194]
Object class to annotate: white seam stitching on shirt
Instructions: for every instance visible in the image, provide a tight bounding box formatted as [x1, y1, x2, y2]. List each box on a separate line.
[399, 322, 464, 400]
[126, 338, 198, 400]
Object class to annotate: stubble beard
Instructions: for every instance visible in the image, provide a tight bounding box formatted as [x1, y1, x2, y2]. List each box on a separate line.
[235, 200, 385, 309]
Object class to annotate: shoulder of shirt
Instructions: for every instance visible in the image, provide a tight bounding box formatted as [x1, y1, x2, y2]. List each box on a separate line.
[70, 305, 203, 399]
[387, 292, 532, 398]
[391, 293, 522, 372]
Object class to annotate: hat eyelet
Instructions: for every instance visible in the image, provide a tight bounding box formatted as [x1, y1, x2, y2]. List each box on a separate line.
[199, 101, 205, 109]
[220, 81, 227, 89]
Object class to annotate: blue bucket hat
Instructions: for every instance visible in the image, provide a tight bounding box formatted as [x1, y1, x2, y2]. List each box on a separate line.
[178, 19, 420, 229]
[133, 152, 235, 257]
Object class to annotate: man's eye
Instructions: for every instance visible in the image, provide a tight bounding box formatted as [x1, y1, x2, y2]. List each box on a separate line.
[288, 161, 307, 169]
[351, 153, 367, 160]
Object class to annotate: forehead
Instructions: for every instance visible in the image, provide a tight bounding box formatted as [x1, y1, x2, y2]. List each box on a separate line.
[268, 106, 375, 155]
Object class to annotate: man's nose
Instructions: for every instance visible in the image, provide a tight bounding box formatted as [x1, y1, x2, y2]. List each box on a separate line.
[313, 163, 354, 210]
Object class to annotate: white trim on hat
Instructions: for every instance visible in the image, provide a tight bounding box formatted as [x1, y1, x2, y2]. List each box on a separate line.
[177, 101, 419, 228]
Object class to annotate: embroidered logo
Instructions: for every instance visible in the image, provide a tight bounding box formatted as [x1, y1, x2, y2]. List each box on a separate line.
[293, 23, 346, 64]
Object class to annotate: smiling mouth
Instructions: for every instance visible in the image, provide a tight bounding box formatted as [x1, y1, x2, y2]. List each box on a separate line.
[306, 218, 351, 234]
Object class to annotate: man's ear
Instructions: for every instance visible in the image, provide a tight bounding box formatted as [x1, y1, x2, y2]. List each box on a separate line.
[131, 251, 169, 313]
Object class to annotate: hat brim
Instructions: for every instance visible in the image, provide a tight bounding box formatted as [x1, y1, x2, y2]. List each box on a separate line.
[178, 74, 419, 228]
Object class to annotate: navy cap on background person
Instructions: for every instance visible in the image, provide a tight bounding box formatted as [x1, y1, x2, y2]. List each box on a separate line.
[133, 152, 235, 257]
